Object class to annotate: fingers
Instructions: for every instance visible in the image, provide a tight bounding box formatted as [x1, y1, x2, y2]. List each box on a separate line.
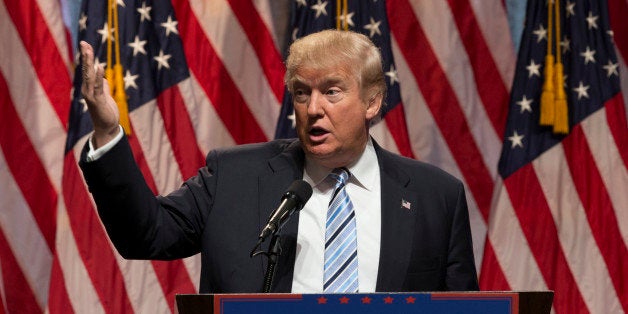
[80, 41, 94, 100]
[79, 41, 104, 92]
[93, 59, 105, 97]
[80, 41, 94, 86]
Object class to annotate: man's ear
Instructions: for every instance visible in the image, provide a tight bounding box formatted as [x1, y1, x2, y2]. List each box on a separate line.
[365, 91, 383, 120]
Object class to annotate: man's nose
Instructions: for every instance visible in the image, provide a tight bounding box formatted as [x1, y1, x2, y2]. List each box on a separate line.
[307, 91, 325, 117]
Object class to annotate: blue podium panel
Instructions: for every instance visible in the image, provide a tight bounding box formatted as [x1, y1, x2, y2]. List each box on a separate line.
[175, 291, 553, 314]
[215, 293, 518, 314]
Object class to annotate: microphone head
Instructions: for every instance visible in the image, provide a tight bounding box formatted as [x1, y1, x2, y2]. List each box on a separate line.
[287, 180, 313, 205]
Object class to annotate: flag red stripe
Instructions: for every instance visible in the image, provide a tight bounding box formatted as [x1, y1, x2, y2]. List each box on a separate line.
[608, 0, 628, 64]
[174, 0, 268, 144]
[382, 104, 416, 158]
[446, 0, 509, 138]
[61, 155, 135, 314]
[157, 86, 206, 179]
[47, 256, 75, 314]
[605, 94, 628, 168]
[563, 125, 628, 312]
[127, 124, 198, 311]
[0, 229, 42, 313]
[478, 240, 511, 290]
[3, 0, 70, 127]
[388, 0, 494, 221]
[0, 73, 56, 251]
[227, 0, 285, 102]
[504, 164, 589, 314]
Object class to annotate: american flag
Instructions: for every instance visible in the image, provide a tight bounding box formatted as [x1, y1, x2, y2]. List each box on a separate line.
[0, 0, 627, 313]
[61, 0, 200, 313]
[481, 1, 628, 313]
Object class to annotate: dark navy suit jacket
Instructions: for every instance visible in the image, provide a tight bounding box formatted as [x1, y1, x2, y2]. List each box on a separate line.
[80, 136, 478, 293]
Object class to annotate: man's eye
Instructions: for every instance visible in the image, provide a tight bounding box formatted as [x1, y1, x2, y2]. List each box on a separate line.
[325, 89, 344, 102]
[294, 90, 308, 102]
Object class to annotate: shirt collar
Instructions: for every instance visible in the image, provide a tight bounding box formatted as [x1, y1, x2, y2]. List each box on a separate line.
[303, 137, 378, 192]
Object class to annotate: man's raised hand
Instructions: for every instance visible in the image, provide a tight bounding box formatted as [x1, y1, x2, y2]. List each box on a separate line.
[80, 41, 121, 149]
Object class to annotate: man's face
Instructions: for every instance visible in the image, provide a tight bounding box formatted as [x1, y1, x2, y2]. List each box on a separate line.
[293, 66, 381, 169]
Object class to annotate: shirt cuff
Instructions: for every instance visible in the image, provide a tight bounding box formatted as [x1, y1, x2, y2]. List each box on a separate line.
[86, 125, 124, 162]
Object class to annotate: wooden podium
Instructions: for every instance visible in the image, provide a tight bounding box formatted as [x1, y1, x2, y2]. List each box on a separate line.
[175, 291, 553, 314]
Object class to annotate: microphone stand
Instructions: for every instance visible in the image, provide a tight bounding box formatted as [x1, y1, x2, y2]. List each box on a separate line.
[250, 233, 282, 293]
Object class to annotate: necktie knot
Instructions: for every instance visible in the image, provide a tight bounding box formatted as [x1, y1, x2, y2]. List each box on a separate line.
[329, 168, 350, 187]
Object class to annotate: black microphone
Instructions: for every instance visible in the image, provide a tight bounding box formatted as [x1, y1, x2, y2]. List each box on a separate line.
[258, 180, 312, 242]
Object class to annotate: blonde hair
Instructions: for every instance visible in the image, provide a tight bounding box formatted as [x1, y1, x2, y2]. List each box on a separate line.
[285, 30, 386, 102]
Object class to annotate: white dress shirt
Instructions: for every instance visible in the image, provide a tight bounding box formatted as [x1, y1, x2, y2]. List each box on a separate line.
[292, 138, 381, 293]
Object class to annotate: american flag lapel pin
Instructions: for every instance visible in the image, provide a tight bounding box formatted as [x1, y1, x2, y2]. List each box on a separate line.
[401, 199, 411, 210]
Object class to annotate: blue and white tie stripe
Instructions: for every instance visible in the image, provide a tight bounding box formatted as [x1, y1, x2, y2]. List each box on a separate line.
[324, 168, 358, 293]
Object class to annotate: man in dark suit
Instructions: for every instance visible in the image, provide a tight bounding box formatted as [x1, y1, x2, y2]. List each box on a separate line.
[79, 30, 478, 293]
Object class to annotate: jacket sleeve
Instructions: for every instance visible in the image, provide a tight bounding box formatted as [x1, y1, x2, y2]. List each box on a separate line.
[79, 135, 216, 260]
[445, 181, 479, 291]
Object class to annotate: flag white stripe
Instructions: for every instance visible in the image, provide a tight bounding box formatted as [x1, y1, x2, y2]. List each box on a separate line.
[189, 0, 280, 140]
[0, 148, 51, 310]
[0, 0, 65, 190]
[114, 258, 170, 314]
[532, 143, 623, 314]
[580, 106, 628, 247]
[55, 199, 106, 314]
[468, 0, 516, 88]
[487, 179, 547, 291]
[466, 194, 487, 272]
[407, 0, 502, 180]
[182, 255, 201, 293]
[182, 74, 236, 156]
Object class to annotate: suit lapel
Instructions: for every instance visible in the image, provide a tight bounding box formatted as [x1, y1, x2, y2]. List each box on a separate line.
[257, 140, 304, 292]
[374, 144, 418, 291]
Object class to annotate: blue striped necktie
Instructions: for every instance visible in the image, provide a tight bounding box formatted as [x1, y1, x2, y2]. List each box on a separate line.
[324, 168, 358, 293]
